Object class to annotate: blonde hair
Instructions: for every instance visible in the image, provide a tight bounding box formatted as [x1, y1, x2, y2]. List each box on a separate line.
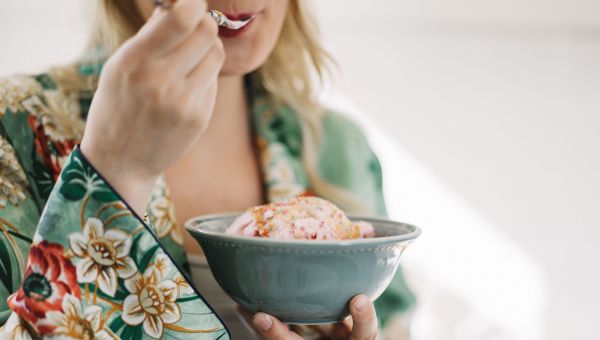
[84, 0, 371, 214]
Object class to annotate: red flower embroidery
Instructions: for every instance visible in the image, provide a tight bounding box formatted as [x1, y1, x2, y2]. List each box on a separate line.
[8, 241, 80, 334]
[299, 189, 316, 197]
[28, 115, 76, 181]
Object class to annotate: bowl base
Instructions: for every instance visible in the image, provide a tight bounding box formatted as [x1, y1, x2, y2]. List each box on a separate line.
[282, 317, 349, 325]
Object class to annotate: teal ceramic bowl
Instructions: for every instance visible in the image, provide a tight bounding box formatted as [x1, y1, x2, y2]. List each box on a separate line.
[185, 213, 420, 324]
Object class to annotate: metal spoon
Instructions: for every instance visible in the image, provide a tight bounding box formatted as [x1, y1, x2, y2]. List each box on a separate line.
[208, 10, 253, 30]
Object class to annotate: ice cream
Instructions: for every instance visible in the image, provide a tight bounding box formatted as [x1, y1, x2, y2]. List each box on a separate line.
[225, 197, 375, 240]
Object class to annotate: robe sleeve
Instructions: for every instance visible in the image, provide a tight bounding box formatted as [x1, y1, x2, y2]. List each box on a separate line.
[0, 76, 228, 339]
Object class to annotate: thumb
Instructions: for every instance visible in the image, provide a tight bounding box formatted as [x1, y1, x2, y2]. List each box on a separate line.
[252, 313, 303, 340]
[349, 295, 378, 340]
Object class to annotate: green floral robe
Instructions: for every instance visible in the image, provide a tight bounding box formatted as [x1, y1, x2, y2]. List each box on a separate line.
[0, 65, 414, 339]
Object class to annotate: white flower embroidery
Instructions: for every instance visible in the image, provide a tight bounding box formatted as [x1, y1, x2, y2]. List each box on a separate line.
[148, 197, 183, 245]
[0, 75, 41, 117]
[22, 91, 84, 143]
[0, 314, 33, 340]
[45, 294, 116, 340]
[69, 218, 137, 296]
[0, 137, 28, 208]
[173, 273, 194, 297]
[122, 255, 181, 338]
[262, 142, 306, 201]
[148, 176, 183, 245]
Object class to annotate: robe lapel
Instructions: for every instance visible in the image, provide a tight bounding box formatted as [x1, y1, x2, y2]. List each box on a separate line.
[248, 78, 312, 203]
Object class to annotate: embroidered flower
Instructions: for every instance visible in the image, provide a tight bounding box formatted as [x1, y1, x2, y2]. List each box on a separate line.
[27, 112, 77, 181]
[69, 218, 137, 297]
[148, 176, 183, 245]
[148, 197, 183, 245]
[0, 76, 41, 117]
[45, 294, 116, 340]
[0, 313, 34, 340]
[38, 90, 85, 141]
[260, 141, 306, 201]
[0, 137, 28, 208]
[122, 255, 181, 338]
[173, 273, 194, 297]
[8, 241, 80, 335]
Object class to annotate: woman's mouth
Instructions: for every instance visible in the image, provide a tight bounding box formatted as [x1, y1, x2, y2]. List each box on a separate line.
[218, 13, 257, 38]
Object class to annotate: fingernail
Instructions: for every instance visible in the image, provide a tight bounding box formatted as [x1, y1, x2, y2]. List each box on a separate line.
[253, 313, 272, 332]
[354, 295, 369, 313]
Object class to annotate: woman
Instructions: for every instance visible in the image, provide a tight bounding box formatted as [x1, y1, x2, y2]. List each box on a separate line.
[0, 0, 414, 338]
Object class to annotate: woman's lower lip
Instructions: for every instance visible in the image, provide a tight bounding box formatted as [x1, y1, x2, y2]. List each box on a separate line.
[218, 17, 255, 38]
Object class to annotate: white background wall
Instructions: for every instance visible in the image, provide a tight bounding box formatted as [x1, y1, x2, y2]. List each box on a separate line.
[312, 2, 600, 340]
[1, 1, 599, 340]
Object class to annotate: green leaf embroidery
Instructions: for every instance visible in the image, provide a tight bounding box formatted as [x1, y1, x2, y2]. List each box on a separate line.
[0, 239, 13, 292]
[137, 244, 160, 270]
[59, 151, 117, 202]
[129, 233, 144, 264]
[120, 324, 143, 339]
[33, 74, 57, 90]
[87, 282, 129, 301]
[215, 331, 229, 340]
[109, 316, 125, 334]
[131, 324, 143, 340]
[176, 295, 200, 303]
[5, 230, 33, 244]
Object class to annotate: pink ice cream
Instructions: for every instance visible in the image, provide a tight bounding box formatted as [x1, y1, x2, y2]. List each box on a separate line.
[225, 197, 375, 240]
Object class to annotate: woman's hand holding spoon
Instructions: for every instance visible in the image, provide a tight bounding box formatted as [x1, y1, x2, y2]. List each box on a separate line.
[81, 0, 224, 215]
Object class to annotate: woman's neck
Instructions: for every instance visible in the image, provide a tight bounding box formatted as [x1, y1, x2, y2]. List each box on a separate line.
[165, 74, 265, 256]
[202, 74, 250, 140]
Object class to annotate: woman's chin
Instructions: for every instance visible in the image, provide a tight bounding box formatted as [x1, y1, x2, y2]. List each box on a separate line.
[219, 62, 262, 77]
[219, 47, 268, 77]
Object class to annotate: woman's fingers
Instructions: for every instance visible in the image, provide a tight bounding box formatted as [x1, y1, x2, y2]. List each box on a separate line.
[252, 313, 303, 340]
[246, 297, 378, 340]
[167, 13, 220, 76]
[179, 41, 223, 120]
[184, 39, 224, 88]
[134, 0, 208, 56]
[349, 295, 378, 340]
[332, 320, 352, 340]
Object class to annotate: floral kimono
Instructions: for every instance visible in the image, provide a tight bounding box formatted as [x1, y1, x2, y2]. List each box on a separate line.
[0, 64, 414, 339]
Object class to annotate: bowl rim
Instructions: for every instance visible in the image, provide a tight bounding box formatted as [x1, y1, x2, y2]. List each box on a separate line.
[184, 212, 421, 247]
